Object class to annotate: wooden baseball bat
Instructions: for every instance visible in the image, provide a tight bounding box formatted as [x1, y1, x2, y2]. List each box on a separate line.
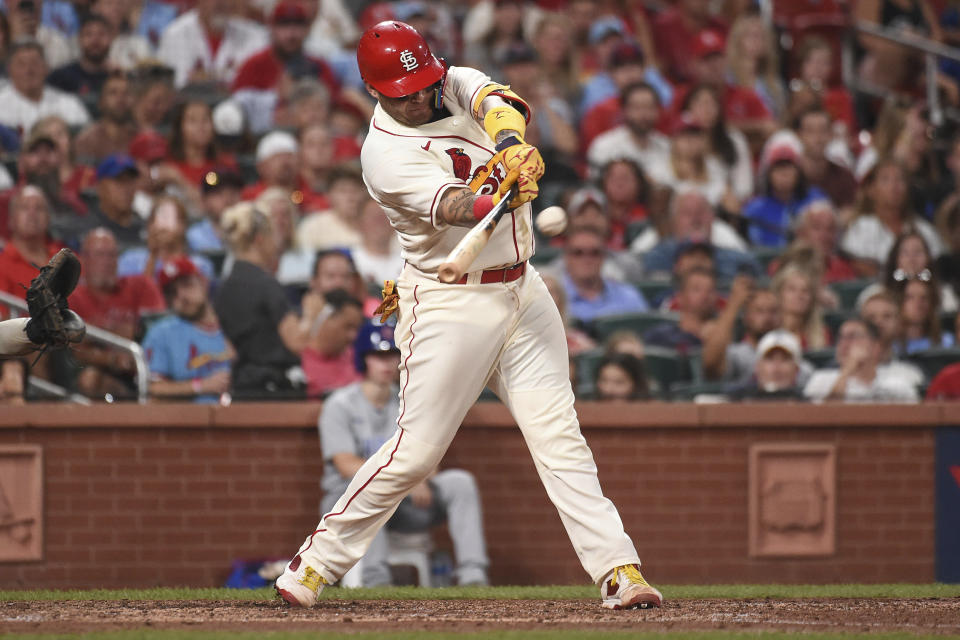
[437, 185, 518, 284]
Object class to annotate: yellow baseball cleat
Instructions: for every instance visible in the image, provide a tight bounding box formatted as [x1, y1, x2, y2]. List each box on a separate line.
[599, 564, 663, 610]
[275, 555, 328, 608]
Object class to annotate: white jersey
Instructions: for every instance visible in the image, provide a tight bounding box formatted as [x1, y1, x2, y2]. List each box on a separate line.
[361, 66, 534, 274]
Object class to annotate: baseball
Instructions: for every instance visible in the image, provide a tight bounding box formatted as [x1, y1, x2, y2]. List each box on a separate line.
[535, 206, 568, 236]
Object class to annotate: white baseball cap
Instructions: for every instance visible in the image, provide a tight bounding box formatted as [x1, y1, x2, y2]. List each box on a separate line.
[756, 329, 801, 365]
[256, 130, 299, 163]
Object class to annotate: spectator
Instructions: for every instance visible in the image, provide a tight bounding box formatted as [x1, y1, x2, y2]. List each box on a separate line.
[926, 362, 960, 400]
[0, 39, 89, 133]
[725, 329, 805, 401]
[529, 12, 578, 105]
[855, 0, 942, 97]
[352, 198, 403, 288]
[0, 186, 62, 297]
[586, 82, 670, 181]
[301, 287, 364, 397]
[144, 255, 233, 403]
[255, 187, 314, 285]
[561, 227, 649, 324]
[744, 142, 826, 248]
[794, 107, 857, 209]
[542, 272, 597, 357]
[769, 200, 857, 284]
[789, 37, 856, 135]
[935, 196, 960, 308]
[643, 266, 718, 354]
[319, 320, 488, 586]
[117, 196, 214, 281]
[593, 352, 649, 401]
[285, 77, 331, 132]
[637, 190, 757, 284]
[725, 12, 785, 119]
[127, 130, 190, 221]
[842, 159, 943, 276]
[898, 278, 954, 353]
[242, 130, 299, 202]
[296, 165, 365, 251]
[460, 0, 526, 76]
[882, 231, 958, 313]
[4, 127, 85, 242]
[295, 123, 336, 212]
[653, 0, 728, 84]
[129, 62, 175, 131]
[702, 278, 782, 382]
[30, 115, 95, 203]
[91, 0, 154, 71]
[76, 154, 143, 251]
[214, 202, 317, 395]
[598, 158, 650, 250]
[74, 71, 136, 163]
[187, 166, 244, 253]
[157, 0, 268, 89]
[7, 0, 72, 68]
[579, 41, 671, 150]
[46, 12, 112, 98]
[166, 100, 237, 202]
[70, 227, 166, 399]
[772, 262, 829, 350]
[646, 113, 730, 210]
[231, 0, 340, 135]
[803, 318, 919, 403]
[860, 288, 905, 360]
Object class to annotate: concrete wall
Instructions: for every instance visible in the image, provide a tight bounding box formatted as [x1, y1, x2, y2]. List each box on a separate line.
[0, 402, 954, 589]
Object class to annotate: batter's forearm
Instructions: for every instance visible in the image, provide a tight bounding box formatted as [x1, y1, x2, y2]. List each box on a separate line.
[437, 187, 480, 228]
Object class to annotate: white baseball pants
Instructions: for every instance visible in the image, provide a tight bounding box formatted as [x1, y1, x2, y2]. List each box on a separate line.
[292, 265, 641, 584]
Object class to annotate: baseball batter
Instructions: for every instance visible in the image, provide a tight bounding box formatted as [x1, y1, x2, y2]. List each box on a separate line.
[276, 21, 662, 610]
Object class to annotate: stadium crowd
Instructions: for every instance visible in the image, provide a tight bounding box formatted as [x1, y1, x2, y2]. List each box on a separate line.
[1, 0, 960, 405]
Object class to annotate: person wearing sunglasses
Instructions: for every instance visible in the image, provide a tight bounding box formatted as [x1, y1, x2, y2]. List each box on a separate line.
[561, 226, 649, 325]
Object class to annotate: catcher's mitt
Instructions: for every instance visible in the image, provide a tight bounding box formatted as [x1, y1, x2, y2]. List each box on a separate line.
[24, 248, 85, 349]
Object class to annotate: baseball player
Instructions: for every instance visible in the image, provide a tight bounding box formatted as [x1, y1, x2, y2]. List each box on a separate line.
[276, 21, 662, 610]
[0, 249, 85, 360]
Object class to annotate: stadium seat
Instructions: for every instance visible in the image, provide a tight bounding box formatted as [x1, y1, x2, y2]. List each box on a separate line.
[633, 280, 673, 306]
[941, 311, 957, 335]
[624, 220, 649, 246]
[643, 346, 696, 399]
[530, 245, 561, 266]
[592, 311, 679, 343]
[752, 246, 783, 272]
[905, 347, 960, 381]
[824, 310, 852, 337]
[803, 347, 836, 369]
[830, 279, 875, 311]
[668, 380, 727, 401]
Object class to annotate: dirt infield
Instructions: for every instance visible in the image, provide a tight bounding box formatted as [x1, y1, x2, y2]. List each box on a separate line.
[3, 598, 960, 635]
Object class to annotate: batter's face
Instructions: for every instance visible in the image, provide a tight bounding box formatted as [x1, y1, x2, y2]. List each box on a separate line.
[368, 83, 437, 127]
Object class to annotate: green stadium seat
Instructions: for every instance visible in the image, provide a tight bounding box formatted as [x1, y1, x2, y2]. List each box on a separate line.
[624, 220, 649, 246]
[824, 310, 852, 337]
[592, 311, 679, 343]
[633, 280, 673, 306]
[830, 279, 875, 311]
[530, 245, 561, 266]
[941, 311, 957, 335]
[643, 346, 695, 398]
[668, 380, 728, 401]
[752, 247, 782, 271]
[905, 347, 960, 381]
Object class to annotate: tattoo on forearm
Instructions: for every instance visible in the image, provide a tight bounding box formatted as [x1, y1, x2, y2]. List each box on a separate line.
[437, 188, 477, 227]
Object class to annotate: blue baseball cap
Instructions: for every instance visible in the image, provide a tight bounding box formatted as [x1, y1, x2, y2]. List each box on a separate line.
[588, 16, 627, 45]
[354, 320, 399, 373]
[96, 153, 140, 181]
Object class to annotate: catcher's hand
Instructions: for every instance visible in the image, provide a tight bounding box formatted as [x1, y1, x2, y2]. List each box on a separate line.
[24, 248, 86, 349]
[492, 137, 544, 209]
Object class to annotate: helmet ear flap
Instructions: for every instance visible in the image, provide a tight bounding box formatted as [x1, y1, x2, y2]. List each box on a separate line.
[433, 63, 448, 110]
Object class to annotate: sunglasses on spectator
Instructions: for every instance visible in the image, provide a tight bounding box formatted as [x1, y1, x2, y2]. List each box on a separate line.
[892, 268, 931, 282]
[567, 247, 604, 257]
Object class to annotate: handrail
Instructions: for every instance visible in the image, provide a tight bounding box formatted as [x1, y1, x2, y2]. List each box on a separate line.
[850, 20, 960, 127]
[0, 291, 149, 404]
[27, 376, 92, 405]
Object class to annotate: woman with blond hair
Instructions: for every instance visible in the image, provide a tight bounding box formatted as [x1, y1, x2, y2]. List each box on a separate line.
[772, 262, 830, 350]
[725, 12, 786, 120]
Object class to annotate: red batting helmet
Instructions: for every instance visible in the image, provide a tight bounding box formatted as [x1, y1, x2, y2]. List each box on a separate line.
[357, 21, 445, 98]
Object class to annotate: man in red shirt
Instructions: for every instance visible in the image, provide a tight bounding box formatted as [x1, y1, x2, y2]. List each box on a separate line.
[0, 186, 64, 300]
[231, 0, 340, 133]
[70, 227, 165, 399]
[653, 0, 728, 84]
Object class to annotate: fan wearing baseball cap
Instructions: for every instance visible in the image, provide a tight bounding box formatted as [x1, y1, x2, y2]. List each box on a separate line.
[142, 255, 233, 403]
[724, 329, 806, 401]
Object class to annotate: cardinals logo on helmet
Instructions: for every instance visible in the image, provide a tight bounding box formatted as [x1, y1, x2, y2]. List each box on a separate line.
[445, 148, 472, 182]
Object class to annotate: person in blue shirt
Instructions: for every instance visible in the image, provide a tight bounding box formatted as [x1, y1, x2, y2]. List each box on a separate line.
[561, 227, 649, 324]
[118, 195, 216, 280]
[143, 255, 233, 403]
[743, 143, 826, 248]
[187, 167, 244, 253]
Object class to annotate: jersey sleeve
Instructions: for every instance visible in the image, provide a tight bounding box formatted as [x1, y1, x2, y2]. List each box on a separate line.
[362, 144, 466, 230]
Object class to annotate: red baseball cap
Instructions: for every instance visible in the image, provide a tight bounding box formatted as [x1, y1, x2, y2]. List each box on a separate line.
[692, 29, 726, 59]
[158, 255, 200, 292]
[766, 143, 800, 166]
[272, 0, 308, 24]
[129, 131, 168, 163]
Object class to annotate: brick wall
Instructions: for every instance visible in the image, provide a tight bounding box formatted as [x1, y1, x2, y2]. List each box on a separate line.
[0, 403, 952, 589]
